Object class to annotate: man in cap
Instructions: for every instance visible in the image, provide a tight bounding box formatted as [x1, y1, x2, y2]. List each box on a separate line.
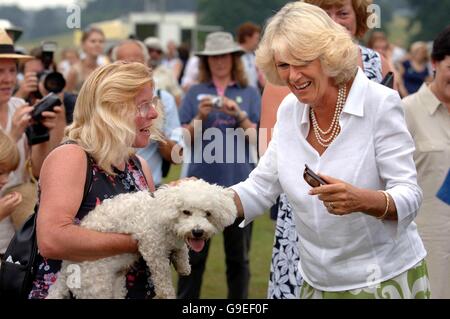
[144, 37, 183, 107]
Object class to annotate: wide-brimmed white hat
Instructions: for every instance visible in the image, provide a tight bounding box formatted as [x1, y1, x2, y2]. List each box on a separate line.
[0, 28, 32, 60]
[144, 37, 163, 52]
[195, 32, 244, 57]
[0, 19, 23, 42]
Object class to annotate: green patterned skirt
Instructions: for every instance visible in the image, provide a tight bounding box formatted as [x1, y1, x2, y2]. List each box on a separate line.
[300, 260, 431, 299]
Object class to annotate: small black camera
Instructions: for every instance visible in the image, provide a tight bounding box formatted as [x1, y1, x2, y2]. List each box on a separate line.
[25, 93, 61, 145]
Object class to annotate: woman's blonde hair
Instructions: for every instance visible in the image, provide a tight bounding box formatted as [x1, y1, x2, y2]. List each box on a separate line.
[410, 41, 430, 63]
[256, 2, 358, 86]
[0, 130, 20, 173]
[198, 54, 248, 87]
[65, 61, 160, 175]
[303, 0, 373, 39]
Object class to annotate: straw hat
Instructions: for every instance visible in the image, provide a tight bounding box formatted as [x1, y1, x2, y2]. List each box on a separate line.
[0, 28, 32, 60]
[195, 32, 244, 56]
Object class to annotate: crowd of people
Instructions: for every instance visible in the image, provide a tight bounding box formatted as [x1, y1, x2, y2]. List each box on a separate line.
[0, 0, 448, 300]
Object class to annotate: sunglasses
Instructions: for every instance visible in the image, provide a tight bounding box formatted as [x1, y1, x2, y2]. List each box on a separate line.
[303, 164, 328, 188]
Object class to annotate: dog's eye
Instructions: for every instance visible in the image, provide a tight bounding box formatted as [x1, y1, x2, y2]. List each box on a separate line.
[183, 210, 192, 216]
[206, 211, 211, 217]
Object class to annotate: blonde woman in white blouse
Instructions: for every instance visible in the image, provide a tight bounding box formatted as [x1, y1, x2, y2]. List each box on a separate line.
[231, 2, 429, 299]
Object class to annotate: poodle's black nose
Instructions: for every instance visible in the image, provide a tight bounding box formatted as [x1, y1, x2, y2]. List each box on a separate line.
[192, 229, 204, 238]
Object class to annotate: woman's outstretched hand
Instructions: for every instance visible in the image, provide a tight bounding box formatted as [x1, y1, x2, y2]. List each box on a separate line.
[308, 174, 366, 216]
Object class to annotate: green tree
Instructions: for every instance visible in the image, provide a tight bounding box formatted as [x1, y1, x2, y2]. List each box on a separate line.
[197, 0, 399, 42]
[197, 0, 289, 36]
[406, 0, 450, 42]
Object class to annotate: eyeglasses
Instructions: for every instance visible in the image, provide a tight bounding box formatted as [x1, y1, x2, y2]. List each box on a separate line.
[136, 96, 159, 118]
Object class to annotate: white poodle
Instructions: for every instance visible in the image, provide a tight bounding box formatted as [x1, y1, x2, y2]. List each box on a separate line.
[47, 179, 237, 299]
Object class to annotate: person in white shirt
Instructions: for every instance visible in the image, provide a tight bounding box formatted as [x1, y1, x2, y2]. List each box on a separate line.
[144, 37, 183, 107]
[230, 2, 428, 299]
[181, 55, 199, 93]
[0, 28, 62, 254]
[236, 22, 265, 91]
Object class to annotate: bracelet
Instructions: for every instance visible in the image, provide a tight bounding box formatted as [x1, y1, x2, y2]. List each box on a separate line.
[377, 190, 390, 220]
[236, 111, 248, 125]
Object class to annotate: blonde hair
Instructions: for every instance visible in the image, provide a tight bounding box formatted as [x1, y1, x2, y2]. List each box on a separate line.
[303, 0, 373, 39]
[198, 54, 248, 87]
[256, 1, 358, 86]
[65, 61, 160, 175]
[410, 41, 430, 62]
[0, 130, 19, 173]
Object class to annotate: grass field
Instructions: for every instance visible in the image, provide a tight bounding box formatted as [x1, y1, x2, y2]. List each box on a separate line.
[164, 165, 275, 299]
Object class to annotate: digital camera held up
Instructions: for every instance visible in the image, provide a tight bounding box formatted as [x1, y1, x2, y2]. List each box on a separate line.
[211, 96, 223, 109]
[25, 93, 61, 145]
[196, 94, 223, 109]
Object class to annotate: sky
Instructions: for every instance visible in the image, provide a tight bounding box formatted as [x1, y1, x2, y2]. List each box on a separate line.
[0, 0, 77, 10]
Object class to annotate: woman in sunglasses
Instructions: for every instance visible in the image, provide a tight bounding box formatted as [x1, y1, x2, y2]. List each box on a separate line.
[231, 2, 428, 299]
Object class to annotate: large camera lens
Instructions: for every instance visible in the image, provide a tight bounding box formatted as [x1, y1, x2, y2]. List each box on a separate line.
[42, 72, 66, 94]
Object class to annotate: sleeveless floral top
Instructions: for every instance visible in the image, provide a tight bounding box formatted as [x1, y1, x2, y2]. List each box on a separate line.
[29, 153, 155, 299]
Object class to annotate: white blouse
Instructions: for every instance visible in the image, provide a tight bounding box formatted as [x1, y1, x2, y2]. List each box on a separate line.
[232, 69, 426, 291]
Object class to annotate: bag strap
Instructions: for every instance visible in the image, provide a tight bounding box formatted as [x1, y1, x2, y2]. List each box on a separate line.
[0, 142, 93, 298]
[61, 140, 92, 203]
[81, 152, 93, 204]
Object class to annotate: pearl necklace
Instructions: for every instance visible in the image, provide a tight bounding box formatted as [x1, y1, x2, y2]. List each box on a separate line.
[310, 84, 347, 148]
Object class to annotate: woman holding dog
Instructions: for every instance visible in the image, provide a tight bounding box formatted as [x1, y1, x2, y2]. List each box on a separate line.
[29, 61, 159, 299]
[231, 2, 429, 299]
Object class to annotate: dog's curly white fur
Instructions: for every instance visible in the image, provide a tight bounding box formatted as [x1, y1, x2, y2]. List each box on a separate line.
[46, 179, 237, 299]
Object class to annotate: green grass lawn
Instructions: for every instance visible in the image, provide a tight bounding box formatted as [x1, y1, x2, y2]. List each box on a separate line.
[164, 164, 275, 299]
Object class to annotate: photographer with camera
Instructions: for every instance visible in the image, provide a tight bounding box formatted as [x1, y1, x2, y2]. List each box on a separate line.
[178, 32, 261, 299]
[15, 44, 58, 103]
[14, 45, 76, 131]
[0, 29, 62, 254]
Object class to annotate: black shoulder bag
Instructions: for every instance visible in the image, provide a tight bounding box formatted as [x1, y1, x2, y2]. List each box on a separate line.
[0, 149, 92, 299]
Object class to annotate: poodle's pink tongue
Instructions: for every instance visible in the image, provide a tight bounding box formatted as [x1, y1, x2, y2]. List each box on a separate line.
[188, 239, 205, 252]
